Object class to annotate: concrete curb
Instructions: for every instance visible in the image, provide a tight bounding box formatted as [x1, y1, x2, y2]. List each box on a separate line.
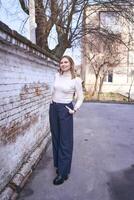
[84, 100, 134, 105]
[0, 133, 51, 200]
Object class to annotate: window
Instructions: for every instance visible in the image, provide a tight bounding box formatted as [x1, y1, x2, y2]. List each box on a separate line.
[99, 11, 122, 34]
[108, 72, 113, 82]
[104, 71, 113, 82]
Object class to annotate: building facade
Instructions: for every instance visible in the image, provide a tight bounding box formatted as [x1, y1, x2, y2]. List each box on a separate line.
[81, 3, 134, 99]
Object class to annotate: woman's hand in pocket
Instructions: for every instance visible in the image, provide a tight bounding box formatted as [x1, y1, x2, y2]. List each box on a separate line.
[65, 106, 75, 114]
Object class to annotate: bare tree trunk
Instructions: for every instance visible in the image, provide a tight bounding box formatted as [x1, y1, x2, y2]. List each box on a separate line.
[51, 44, 67, 59]
[51, 33, 71, 58]
[35, 0, 53, 49]
[92, 74, 99, 96]
[128, 76, 134, 102]
[97, 76, 105, 100]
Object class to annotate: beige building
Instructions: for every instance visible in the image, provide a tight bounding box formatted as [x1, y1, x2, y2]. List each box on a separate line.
[81, 3, 134, 99]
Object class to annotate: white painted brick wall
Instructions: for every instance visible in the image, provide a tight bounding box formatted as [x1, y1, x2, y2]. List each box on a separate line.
[0, 24, 58, 192]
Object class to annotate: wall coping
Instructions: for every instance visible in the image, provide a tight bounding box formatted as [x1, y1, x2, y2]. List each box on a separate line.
[0, 21, 59, 63]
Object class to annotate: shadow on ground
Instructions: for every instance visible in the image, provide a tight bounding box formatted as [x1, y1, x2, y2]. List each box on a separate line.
[108, 165, 134, 200]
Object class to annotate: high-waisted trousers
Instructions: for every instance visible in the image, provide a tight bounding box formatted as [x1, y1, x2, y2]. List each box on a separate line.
[49, 101, 73, 177]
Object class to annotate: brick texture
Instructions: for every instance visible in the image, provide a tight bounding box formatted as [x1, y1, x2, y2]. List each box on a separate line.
[0, 21, 58, 192]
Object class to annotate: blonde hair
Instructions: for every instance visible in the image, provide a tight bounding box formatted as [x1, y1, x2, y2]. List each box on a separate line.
[58, 55, 76, 79]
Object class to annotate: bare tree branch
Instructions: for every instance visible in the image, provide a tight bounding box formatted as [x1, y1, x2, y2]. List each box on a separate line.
[17, 0, 134, 59]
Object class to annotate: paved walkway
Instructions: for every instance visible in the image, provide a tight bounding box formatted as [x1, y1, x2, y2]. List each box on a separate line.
[18, 102, 134, 200]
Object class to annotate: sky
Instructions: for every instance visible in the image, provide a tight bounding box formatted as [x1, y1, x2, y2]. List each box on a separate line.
[0, 0, 81, 65]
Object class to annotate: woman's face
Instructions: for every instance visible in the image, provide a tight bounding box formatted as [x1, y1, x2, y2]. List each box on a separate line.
[60, 57, 71, 72]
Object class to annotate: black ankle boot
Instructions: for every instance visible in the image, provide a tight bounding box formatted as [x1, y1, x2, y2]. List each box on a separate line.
[53, 175, 68, 185]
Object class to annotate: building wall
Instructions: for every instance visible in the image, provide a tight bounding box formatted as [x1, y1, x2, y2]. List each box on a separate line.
[82, 4, 134, 99]
[0, 22, 58, 192]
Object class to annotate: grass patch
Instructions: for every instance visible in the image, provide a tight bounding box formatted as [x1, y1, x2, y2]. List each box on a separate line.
[84, 92, 134, 103]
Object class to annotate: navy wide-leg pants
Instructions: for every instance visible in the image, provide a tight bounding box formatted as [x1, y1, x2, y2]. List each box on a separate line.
[49, 101, 73, 177]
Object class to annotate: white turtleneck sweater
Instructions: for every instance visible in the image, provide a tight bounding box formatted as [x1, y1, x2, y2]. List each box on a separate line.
[52, 71, 84, 111]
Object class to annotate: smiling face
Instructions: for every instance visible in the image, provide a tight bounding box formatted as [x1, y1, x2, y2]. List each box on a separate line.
[59, 57, 71, 72]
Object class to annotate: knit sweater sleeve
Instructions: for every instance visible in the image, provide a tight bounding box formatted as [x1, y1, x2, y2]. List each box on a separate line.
[74, 77, 84, 111]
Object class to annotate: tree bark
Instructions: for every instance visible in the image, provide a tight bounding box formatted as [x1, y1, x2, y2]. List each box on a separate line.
[92, 74, 99, 96]
[35, 0, 53, 49]
[97, 76, 105, 100]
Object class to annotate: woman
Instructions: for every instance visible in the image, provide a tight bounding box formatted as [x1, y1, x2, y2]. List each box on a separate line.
[49, 55, 84, 185]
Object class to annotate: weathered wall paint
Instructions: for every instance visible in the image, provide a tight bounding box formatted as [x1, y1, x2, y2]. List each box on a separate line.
[0, 21, 58, 192]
